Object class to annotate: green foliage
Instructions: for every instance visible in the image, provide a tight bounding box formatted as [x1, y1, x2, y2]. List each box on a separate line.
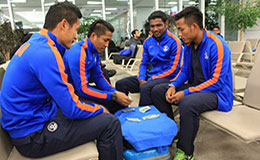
[77, 17, 97, 40]
[191, 0, 260, 32]
[0, 21, 23, 60]
[191, 0, 220, 30]
[219, 0, 260, 31]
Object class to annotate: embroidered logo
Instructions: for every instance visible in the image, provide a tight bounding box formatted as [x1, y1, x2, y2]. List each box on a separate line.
[204, 52, 209, 60]
[87, 61, 91, 64]
[163, 45, 169, 52]
[47, 121, 58, 132]
[149, 46, 153, 48]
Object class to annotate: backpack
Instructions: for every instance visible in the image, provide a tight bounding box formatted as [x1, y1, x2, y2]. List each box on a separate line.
[115, 105, 178, 152]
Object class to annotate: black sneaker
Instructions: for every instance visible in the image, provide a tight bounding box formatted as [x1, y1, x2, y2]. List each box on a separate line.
[107, 69, 116, 77]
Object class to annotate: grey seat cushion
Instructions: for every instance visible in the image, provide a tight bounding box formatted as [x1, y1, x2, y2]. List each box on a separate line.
[201, 105, 260, 143]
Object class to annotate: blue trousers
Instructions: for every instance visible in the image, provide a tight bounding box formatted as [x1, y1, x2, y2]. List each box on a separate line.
[12, 109, 123, 160]
[151, 83, 218, 156]
[115, 76, 170, 106]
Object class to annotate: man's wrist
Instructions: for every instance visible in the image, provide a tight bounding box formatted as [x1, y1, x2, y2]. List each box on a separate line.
[111, 92, 117, 101]
[168, 83, 175, 89]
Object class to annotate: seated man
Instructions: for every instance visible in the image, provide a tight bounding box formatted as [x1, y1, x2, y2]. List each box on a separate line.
[212, 25, 223, 38]
[125, 29, 142, 46]
[116, 10, 183, 107]
[0, 2, 123, 159]
[63, 20, 132, 114]
[150, 7, 233, 160]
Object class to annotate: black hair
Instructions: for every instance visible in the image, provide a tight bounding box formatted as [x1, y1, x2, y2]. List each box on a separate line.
[87, 19, 114, 37]
[174, 6, 203, 29]
[143, 20, 150, 37]
[131, 29, 138, 37]
[212, 25, 220, 30]
[43, 1, 82, 30]
[148, 10, 168, 23]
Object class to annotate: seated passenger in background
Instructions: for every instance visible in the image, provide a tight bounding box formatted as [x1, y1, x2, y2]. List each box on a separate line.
[116, 10, 183, 107]
[63, 20, 132, 114]
[0, 2, 123, 159]
[125, 29, 142, 46]
[212, 25, 223, 38]
[150, 7, 233, 160]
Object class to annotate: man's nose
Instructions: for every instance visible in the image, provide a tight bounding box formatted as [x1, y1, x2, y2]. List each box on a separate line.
[74, 33, 78, 41]
[105, 42, 109, 47]
[178, 32, 182, 38]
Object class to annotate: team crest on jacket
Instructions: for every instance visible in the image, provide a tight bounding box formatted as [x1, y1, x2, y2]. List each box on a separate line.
[47, 121, 58, 132]
[163, 45, 169, 52]
[204, 52, 209, 60]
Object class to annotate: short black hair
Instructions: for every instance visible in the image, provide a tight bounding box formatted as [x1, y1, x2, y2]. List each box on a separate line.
[148, 10, 168, 23]
[212, 25, 220, 30]
[174, 6, 203, 29]
[43, 1, 82, 30]
[131, 29, 138, 37]
[87, 19, 114, 37]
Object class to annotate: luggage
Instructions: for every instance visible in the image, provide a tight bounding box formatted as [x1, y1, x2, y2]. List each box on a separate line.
[115, 105, 178, 152]
[124, 146, 170, 160]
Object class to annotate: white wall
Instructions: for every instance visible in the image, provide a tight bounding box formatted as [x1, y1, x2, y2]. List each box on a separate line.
[134, 7, 153, 31]
[242, 19, 260, 40]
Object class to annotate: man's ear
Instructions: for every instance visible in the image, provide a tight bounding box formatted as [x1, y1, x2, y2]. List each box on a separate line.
[89, 32, 97, 39]
[60, 18, 69, 31]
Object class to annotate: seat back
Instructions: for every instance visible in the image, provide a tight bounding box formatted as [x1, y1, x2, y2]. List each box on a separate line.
[243, 49, 260, 110]
[252, 43, 260, 62]
[0, 67, 14, 160]
[135, 45, 143, 59]
[246, 38, 260, 49]
[228, 41, 245, 53]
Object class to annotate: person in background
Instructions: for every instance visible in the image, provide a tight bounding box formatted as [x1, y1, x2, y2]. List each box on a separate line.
[150, 7, 233, 160]
[212, 25, 223, 38]
[140, 29, 146, 44]
[116, 10, 183, 109]
[125, 29, 141, 46]
[0, 2, 123, 159]
[63, 19, 132, 114]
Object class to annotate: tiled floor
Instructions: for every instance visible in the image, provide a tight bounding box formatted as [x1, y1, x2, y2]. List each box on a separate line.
[104, 60, 260, 160]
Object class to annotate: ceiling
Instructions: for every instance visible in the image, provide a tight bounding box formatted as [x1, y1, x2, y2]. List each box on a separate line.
[0, 0, 193, 29]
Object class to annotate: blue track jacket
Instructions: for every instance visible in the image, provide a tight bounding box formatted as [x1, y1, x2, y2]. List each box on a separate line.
[137, 30, 183, 81]
[0, 29, 106, 139]
[170, 29, 233, 112]
[63, 37, 116, 101]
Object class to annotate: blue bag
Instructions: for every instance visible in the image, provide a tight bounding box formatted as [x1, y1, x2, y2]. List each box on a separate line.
[119, 49, 132, 56]
[124, 146, 170, 160]
[115, 105, 178, 152]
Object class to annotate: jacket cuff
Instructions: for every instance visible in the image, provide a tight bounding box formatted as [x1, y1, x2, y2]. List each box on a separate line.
[183, 89, 190, 96]
[107, 92, 113, 100]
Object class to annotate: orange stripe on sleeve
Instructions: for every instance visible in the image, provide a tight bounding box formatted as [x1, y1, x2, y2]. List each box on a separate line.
[152, 31, 181, 79]
[79, 37, 107, 99]
[15, 43, 30, 57]
[189, 31, 223, 93]
[40, 29, 101, 112]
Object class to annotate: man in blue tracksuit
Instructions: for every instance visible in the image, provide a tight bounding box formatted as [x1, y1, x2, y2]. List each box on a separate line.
[116, 11, 183, 107]
[151, 7, 233, 160]
[0, 2, 123, 159]
[63, 20, 132, 113]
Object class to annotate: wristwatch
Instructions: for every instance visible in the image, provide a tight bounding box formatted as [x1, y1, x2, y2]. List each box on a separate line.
[168, 83, 175, 88]
[111, 92, 117, 101]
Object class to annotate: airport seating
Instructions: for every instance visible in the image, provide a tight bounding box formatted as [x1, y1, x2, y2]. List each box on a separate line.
[246, 38, 260, 50]
[201, 51, 260, 143]
[229, 41, 253, 66]
[235, 42, 260, 69]
[124, 45, 143, 71]
[0, 62, 99, 160]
